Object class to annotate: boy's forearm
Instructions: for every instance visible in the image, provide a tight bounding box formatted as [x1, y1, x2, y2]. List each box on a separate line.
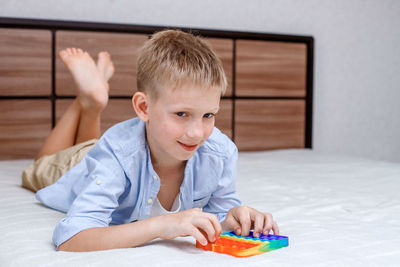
[58, 216, 161, 252]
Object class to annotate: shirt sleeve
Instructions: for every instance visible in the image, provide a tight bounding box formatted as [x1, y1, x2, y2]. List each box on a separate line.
[52, 138, 127, 249]
[202, 146, 242, 222]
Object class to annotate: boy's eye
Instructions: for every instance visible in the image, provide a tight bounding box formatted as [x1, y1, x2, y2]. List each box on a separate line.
[203, 113, 214, 118]
[176, 112, 187, 117]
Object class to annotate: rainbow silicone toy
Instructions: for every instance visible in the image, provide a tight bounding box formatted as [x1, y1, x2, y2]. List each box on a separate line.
[196, 231, 289, 257]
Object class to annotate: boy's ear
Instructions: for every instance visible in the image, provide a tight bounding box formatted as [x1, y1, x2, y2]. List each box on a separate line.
[132, 92, 150, 122]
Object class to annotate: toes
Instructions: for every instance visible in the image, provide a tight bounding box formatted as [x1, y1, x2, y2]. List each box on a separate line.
[98, 51, 110, 58]
[97, 51, 114, 80]
[97, 52, 111, 63]
[59, 50, 68, 59]
[60, 48, 89, 58]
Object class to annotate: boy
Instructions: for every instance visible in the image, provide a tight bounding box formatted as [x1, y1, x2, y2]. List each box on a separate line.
[23, 30, 279, 252]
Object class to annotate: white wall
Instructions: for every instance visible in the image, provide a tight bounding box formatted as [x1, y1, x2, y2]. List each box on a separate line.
[1, 0, 399, 162]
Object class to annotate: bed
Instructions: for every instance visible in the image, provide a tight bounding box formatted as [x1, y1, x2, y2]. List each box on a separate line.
[1, 150, 400, 266]
[1, 18, 399, 266]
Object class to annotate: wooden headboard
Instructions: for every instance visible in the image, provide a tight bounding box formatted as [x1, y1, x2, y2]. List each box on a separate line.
[0, 18, 313, 160]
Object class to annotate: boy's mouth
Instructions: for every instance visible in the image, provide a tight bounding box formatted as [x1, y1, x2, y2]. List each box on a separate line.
[177, 141, 198, 151]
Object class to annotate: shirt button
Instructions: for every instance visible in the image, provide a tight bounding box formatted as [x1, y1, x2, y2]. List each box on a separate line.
[153, 175, 158, 180]
[147, 198, 153, 204]
[197, 202, 202, 206]
[96, 180, 102, 185]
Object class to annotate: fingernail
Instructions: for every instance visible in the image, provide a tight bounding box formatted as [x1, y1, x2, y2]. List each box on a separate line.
[254, 232, 259, 238]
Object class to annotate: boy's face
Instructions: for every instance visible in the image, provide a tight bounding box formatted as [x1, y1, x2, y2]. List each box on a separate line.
[145, 83, 221, 165]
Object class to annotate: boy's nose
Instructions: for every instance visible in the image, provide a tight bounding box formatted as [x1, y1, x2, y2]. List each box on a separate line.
[186, 119, 203, 140]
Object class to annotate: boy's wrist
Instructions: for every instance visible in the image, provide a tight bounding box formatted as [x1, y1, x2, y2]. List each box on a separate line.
[145, 215, 164, 240]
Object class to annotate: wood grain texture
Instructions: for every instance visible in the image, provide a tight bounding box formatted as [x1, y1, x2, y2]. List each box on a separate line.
[56, 31, 148, 96]
[0, 29, 51, 96]
[235, 99, 306, 151]
[215, 99, 233, 139]
[0, 100, 51, 159]
[206, 38, 233, 96]
[0, 24, 311, 159]
[236, 40, 307, 97]
[56, 99, 137, 134]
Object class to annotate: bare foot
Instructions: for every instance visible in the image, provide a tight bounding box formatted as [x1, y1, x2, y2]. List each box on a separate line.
[97, 51, 115, 84]
[59, 48, 109, 112]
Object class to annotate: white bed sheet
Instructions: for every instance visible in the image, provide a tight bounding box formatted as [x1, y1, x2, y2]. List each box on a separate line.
[0, 149, 399, 267]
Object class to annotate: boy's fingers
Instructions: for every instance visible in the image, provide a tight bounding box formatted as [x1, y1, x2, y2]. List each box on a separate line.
[195, 217, 218, 242]
[205, 213, 222, 239]
[262, 213, 274, 235]
[225, 214, 241, 235]
[252, 213, 265, 238]
[191, 226, 208, 246]
[236, 208, 251, 237]
[272, 221, 279, 235]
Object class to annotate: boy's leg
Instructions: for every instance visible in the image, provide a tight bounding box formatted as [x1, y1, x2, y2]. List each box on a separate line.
[75, 51, 114, 144]
[35, 99, 81, 160]
[35, 48, 114, 160]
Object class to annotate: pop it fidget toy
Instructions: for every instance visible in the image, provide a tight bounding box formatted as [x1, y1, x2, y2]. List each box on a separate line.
[196, 231, 288, 257]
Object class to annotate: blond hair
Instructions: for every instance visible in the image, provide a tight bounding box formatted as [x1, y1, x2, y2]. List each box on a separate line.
[137, 29, 227, 98]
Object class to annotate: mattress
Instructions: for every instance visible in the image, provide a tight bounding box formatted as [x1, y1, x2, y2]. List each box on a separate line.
[1, 149, 399, 266]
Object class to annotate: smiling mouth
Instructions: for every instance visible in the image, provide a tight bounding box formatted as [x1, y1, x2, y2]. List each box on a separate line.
[177, 141, 198, 151]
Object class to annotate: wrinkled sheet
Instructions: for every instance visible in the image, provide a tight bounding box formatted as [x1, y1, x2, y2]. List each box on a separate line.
[0, 149, 399, 267]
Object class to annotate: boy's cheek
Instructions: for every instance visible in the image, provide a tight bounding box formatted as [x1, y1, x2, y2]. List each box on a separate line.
[160, 122, 181, 136]
[204, 124, 214, 139]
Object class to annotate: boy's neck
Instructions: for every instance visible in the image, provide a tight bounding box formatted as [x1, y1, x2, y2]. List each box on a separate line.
[147, 142, 187, 175]
[151, 155, 186, 171]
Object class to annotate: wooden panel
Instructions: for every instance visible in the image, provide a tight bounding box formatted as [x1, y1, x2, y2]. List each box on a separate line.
[0, 100, 51, 159]
[56, 99, 137, 134]
[0, 29, 51, 96]
[215, 99, 232, 139]
[56, 31, 148, 96]
[236, 40, 307, 97]
[235, 100, 306, 151]
[206, 38, 233, 96]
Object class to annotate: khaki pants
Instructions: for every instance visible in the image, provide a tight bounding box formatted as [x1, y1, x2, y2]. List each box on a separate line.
[22, 139, 97, 192]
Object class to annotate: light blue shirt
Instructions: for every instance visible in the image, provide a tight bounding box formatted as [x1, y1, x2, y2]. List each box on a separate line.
[36, 117, 241, 248]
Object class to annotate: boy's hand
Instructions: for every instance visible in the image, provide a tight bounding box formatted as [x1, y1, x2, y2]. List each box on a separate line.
[157, 208, 222, 246]
[222, 206, 279, 238]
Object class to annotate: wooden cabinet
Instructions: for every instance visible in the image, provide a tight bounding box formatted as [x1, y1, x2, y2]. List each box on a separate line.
[235, 100, 306, 151]
[215, 99, 233, 138]
[234, 39, 308, 151]
[0, 29, 51, 96]
[236, 40, 307, 97]
[0, 20, 313, 158]
[206, 38, 233, 96]
[0, 100, 51, 159]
